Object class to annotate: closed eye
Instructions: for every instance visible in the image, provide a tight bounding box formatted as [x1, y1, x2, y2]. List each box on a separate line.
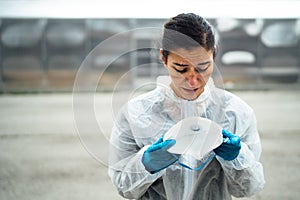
[195, 66, 209, 73]
[173, 66, 209, 74]
[173, 67, 188, 73]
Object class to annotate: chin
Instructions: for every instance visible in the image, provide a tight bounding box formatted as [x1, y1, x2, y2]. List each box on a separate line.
[182, 94, 200, 101]
[180, 90, 201, 100]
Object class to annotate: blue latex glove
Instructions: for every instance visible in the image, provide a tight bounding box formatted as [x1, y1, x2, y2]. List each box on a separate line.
[142, 136, 178, 174]
[214, 129, 241, 161]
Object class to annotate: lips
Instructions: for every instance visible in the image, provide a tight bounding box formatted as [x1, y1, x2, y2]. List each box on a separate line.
[182, 87, 199, 93]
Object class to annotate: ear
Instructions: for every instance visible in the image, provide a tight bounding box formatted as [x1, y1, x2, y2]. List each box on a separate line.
[160, 49, 167, 67]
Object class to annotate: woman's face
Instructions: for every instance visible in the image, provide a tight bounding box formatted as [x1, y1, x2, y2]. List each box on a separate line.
[161, 47, 214, 100]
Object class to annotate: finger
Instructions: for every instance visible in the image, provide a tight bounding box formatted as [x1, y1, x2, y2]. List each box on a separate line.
[222, 129, 233, 138]
[220, 144, 239, 151]
[230, 136, 241, 146]
[161, 139, 176, 150]
[220, 141, 241, 149]
[214, 148, 227, 154]
[147, 139, 176, 152]
[152, 135, 164, 146]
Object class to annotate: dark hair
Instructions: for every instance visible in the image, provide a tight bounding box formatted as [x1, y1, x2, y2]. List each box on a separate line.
[162, 13, 216, 61]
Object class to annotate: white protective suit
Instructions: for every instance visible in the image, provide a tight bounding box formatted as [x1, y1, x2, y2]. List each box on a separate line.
[108, 76, 265, 200]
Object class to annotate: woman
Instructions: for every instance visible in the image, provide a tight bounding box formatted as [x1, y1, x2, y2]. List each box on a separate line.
[108, 13, 265, 199]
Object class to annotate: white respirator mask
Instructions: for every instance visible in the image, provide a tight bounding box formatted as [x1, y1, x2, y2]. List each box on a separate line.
[163, 117, 223, 170]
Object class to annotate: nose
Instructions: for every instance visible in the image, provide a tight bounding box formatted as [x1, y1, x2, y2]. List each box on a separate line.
[185, 68, 202, 87]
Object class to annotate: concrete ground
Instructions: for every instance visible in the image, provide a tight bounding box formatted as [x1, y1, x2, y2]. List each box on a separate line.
[0, 90, 300, 200]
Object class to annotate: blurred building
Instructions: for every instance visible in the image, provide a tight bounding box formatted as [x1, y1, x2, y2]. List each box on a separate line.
[0, 1, 299, 92]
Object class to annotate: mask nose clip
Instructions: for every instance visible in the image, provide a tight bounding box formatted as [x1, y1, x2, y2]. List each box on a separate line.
[191, 124, 200, 132]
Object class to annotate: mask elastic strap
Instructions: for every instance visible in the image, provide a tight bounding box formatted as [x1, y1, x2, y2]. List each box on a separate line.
[178, 154, 216, 171]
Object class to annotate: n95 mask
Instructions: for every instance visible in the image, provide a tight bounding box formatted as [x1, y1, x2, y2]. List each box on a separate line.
[163, 117, 222, 169]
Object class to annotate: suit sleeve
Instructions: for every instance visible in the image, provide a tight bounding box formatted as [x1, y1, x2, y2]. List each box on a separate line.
[216, 107, 265, 198]
[108, 107, 164, 199]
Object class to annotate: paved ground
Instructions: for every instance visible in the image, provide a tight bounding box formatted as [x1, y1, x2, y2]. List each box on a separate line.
[0, 90, 300, 200]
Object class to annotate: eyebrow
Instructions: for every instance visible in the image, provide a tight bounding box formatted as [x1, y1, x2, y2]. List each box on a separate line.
[173, 61, 211, 67]
[197, 61, 211, 66]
